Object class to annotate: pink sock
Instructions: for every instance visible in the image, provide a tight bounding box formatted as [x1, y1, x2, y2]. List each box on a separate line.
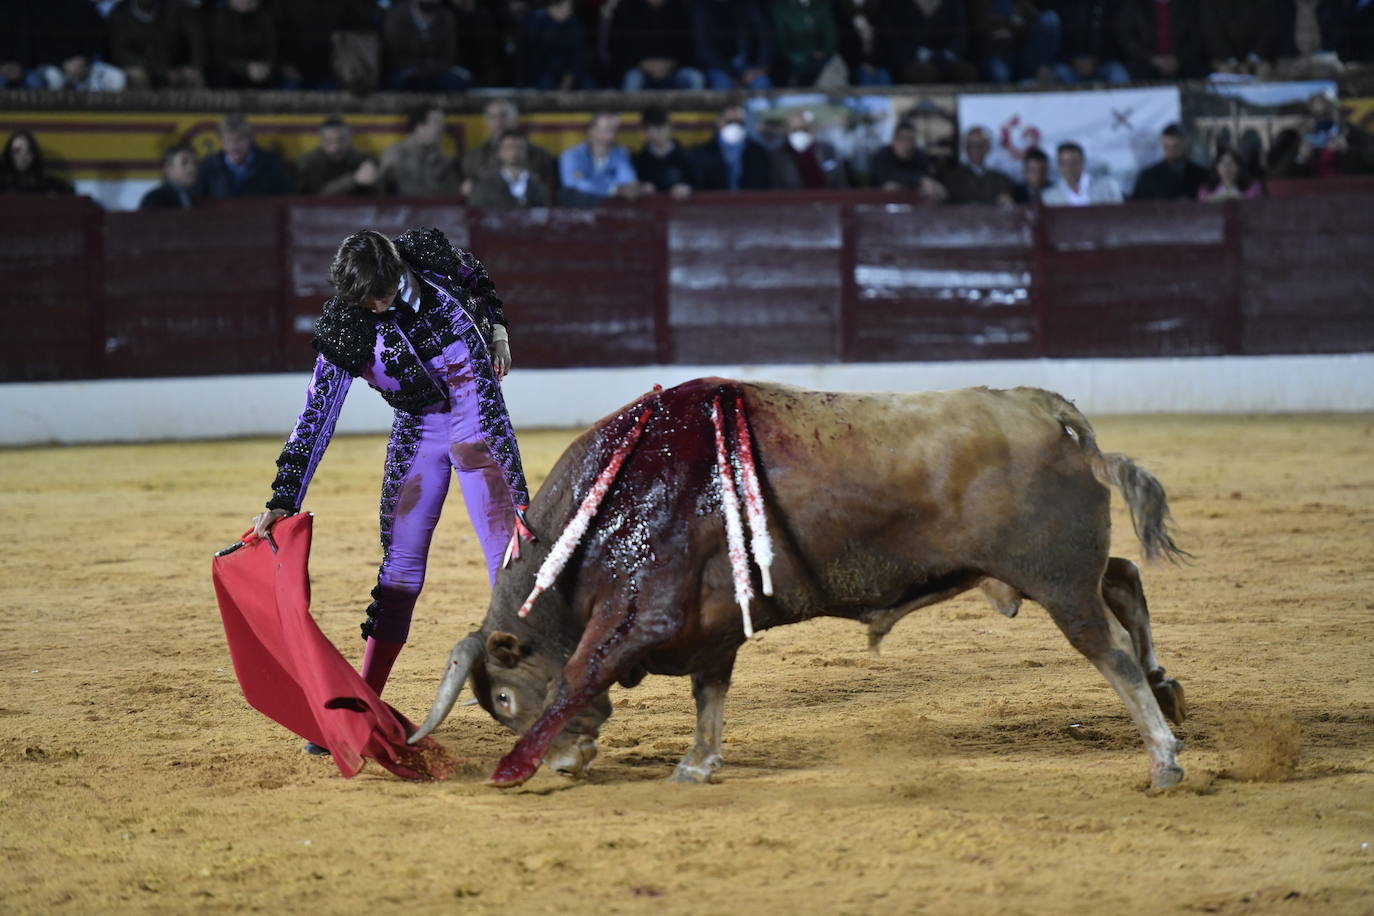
[361, 637, 404, 696]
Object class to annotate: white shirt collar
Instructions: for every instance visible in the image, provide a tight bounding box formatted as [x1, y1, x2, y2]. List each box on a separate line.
[1062, 173, 1092, 205]
[502, 168, 530, 202]
[396, 270, 422, 312]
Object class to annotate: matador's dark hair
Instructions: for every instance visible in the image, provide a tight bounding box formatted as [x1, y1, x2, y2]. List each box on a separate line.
[330, 229, 405, 308]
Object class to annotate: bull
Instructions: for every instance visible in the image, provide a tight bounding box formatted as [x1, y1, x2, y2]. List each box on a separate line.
[411, 378, 1190, 789]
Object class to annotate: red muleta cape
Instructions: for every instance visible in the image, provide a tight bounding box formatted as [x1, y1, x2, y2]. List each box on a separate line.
[211, 513, 453, 780]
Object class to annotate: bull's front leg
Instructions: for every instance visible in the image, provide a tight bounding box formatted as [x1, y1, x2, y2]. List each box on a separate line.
[671, 653, 737, 783]
[489, 600, 684, 788]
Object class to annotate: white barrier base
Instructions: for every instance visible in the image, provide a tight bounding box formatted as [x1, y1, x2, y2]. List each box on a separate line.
[3, 354, 1372, 446]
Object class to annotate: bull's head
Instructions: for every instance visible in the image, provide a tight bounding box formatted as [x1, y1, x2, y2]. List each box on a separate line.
[409, 631, 612, 778]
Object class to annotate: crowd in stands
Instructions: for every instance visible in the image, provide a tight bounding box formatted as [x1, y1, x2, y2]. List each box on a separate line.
[3, 2, 1373, 207]
[3, 87, 1373, 206]
[2, 0, 1372, 94]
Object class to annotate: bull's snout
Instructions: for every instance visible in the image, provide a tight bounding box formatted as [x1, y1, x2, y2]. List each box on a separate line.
[547, 734, 599, 777]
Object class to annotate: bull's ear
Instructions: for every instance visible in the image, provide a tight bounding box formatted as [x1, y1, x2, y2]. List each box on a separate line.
[486, 631, 525, 668]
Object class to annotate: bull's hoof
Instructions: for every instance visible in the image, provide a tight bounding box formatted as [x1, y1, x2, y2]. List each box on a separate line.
[669, 754, 722, 784]
[1151, 677, 1187, 726]
[487, 755, 539, 788]
[1150, 763, 1185, 789]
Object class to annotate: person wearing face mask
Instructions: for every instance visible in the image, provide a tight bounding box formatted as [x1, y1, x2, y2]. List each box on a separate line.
[688, 103, 774, 191]
[771, 109, 848, 189]
[246, 228, 531, 756]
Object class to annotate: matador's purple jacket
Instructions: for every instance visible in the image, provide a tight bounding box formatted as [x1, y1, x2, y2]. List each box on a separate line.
[265, 228, 530, 642]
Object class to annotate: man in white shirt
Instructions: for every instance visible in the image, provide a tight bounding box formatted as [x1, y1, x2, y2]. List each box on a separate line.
[467, 130, 552, 210]
[1042, 141, 1124, 206]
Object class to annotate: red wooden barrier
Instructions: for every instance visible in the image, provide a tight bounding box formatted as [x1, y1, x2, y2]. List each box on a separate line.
[2, 190, 1372, 383]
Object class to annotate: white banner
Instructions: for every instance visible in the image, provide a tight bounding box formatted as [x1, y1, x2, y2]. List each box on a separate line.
[958, 87, 1183, 193]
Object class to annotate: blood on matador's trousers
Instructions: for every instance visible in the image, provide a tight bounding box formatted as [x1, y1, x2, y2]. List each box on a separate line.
[362, 359, 519, 646]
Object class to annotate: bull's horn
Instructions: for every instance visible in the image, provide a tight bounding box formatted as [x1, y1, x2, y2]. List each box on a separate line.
[407, 635, 483, 745]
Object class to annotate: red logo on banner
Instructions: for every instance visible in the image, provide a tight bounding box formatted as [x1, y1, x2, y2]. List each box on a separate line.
[998, 115, 1042, 162]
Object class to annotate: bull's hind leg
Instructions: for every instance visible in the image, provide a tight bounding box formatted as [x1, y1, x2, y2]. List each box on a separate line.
[671, 653, 737, 783]
[1043, 588, 1185, 788]
[1102, 558, 1186, 726]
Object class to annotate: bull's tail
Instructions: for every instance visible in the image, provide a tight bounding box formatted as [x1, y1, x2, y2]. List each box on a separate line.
[1049, 396, 1190, 564]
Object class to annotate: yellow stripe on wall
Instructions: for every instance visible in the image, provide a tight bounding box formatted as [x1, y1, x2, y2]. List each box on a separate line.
[0, 110, 719, 182]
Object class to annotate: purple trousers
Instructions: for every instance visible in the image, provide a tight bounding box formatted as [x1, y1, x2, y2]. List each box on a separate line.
[367, 353, 516, 644]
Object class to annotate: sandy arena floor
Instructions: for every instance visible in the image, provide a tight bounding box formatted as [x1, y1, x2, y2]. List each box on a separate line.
[2, 410, 1372, 914]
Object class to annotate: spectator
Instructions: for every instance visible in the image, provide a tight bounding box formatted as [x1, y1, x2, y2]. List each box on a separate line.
[689, 102, 774, 191]
[970, 0, 1061, 84]
[1274, 0, 1348, 79]
[610, 0, 705, 90]
[691, 0, 775, 91]
[521, 0, 593, 90]
[106, 0, 206, 90]
[194, 114, 294, 200]
[1131, 123, 1210, 201]
[771, 109, 848, 189]
[1201, 0, 1279, 77]
[755, 112, 790, 153]
[1114, 0, 1205, 80]
[1042, 141, 1123, 206]
[0, 131, 75, 196]
[1012, 145, 1051, 203]
[557, 112, 651, 206]
[383, 0, 471, 91]
[1047, 0, 1129, 83]
[24, 0, 127, 91]
[944, 126, 1016, 205]
[1265, 128, 1305, 179]
[877, 0, 979, 84]
[633, 105, 697, 200]
[276, 0, 376, 90]
[834, 0, 893, 85]
[207, 0, 278, 89]
[298, 117, 388, 197]
[380, 105, 463, 197]
[834, 101, 895, 185]
[0, 5, 31, 88]
[139, 144, 199, 210]
[468, 130, 553, 210]
[1197, 148, 1263, 202]
[1268, 91, 1374, 179]
[1348, 0, 1374, 66]
[771, 0, 841, 87]
[454, 0, 510, 87]
[869, 120, 947, 200]
[462, 99, 558, 198]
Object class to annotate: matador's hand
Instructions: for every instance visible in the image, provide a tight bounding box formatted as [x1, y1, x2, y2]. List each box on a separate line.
[250, 507, 289, 540]
[491, 339, 512, 381]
